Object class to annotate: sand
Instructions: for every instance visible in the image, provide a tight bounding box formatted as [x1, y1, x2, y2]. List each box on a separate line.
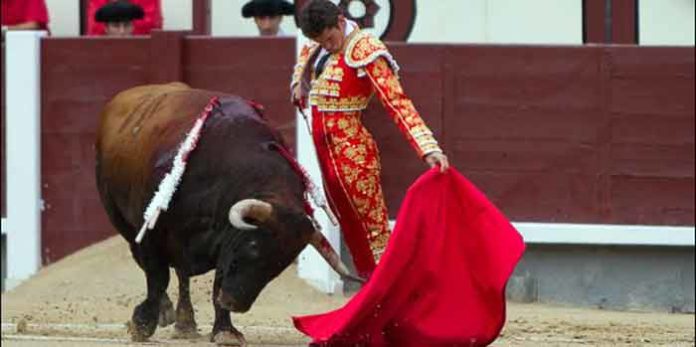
[2, 236, 694, 346]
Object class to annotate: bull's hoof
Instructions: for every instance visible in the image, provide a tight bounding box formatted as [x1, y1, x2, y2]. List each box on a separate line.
[129, 302, 158, 341]
[212, 330, 247, 346]
[126, 320, 153, 342]
[158, 296, 176, 327]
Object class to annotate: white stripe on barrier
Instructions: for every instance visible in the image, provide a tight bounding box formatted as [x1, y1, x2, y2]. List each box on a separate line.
[388, 221, 694, 246]
[513, 222, 695, 246]
[1, 334, 134, 344]
[0, 322, 297, 334]
[1, 334, 305, 346]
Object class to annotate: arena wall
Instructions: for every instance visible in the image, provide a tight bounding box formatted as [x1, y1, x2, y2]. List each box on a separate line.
[2, 33, 694, 310]
[37, 32, 295, 262]
[41, 0, 696, 46]
[1, 32, 693, 263]
[509, 244, 694, 312]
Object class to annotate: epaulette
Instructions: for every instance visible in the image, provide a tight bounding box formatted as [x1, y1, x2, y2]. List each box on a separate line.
[344, 30, 400, 74]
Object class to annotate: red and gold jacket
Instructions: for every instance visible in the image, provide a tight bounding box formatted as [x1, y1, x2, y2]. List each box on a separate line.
[292, 30, 442, 159]
[291, 30, 443, 274]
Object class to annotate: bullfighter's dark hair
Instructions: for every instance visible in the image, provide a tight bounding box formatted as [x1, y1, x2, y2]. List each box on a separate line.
[299, 0, 343, 39]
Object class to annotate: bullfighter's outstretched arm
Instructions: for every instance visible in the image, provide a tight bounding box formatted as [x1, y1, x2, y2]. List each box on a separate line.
[365, 57, 442, 158]
[343, 31, 443, 159]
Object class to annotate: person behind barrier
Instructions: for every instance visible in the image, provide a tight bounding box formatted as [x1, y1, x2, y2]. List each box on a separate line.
[242, 0, 295, 37]
[87, 0, 162, 36]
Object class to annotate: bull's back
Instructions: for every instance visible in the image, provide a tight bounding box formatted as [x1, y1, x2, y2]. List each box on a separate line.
[98, 82, 190, 161]
[96, 83, 223, 226]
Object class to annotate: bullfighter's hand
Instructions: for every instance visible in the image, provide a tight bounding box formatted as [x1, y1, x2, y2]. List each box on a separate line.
[292, 84, 306, 109]
[425, 152, 450, 173]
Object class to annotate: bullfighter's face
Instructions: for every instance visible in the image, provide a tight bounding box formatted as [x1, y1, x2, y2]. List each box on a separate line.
[216, 206, 314, 312]
[312, 16, 347, 54]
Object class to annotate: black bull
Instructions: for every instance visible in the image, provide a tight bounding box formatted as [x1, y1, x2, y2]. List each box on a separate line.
[95, 83, 356, 344]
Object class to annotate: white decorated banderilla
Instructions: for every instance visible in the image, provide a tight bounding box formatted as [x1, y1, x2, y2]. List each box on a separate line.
[295, 105, 339, 227]
[135, 98, 219, 244]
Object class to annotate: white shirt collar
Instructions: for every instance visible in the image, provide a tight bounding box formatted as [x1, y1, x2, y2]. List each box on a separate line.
[315, 19, 359, 66]
[344, 19, 358, 36]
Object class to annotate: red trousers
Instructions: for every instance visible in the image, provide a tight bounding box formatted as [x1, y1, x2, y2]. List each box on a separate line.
[311, 109, 391, 279]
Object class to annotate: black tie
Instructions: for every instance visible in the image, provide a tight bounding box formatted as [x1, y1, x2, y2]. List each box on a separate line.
[315, 53, 332, 77]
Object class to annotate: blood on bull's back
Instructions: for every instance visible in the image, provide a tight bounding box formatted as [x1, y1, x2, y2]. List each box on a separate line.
[96, 82, 215, 218]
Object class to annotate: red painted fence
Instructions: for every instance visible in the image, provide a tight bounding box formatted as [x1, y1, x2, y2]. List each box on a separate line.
[366, 44, 694, 225]
[2, 33, 693, 264]
[39, 33, 295, 263]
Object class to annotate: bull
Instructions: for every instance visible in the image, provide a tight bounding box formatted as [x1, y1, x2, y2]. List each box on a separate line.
[95, 83, 355, 345]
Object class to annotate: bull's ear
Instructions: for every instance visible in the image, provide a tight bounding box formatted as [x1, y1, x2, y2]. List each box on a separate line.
[228, 199, 273, 230]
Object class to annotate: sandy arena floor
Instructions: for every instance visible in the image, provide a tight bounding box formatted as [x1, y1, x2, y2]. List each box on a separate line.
[2, 236, 694, 346]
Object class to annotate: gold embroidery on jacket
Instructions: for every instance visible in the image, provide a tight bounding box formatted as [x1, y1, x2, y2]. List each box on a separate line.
[367, 57, 442, 156]
[291, 42, 319, 88]
[344, 30, 400, 75]
[309, 95, 371, 112]
[323, 65, 345, 82]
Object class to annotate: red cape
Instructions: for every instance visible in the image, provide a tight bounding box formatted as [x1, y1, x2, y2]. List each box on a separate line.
[293, 168, 525, 346]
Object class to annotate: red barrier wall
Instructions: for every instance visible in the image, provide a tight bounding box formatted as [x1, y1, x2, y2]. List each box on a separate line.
[41, 37, 151, 262]
[366, 44, 694, 225]
[29, 34, 696, 263]
[40, 34, 295, 263]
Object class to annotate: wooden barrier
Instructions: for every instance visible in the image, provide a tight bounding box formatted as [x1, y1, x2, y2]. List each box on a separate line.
[3, 32, 688, 264]
[365, 44, 694, 226]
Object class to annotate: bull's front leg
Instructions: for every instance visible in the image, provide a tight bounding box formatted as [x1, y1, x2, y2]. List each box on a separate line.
[211, 270, 247, 346]
[129, 251, 170, 342]
[172, 268, 200, 338]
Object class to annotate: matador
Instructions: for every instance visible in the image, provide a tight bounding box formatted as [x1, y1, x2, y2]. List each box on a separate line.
[291, 6, 449, 278]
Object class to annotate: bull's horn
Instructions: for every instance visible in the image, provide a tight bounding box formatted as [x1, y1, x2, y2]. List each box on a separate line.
[228, 199, 273, 230]
[310, 229, 366, 284]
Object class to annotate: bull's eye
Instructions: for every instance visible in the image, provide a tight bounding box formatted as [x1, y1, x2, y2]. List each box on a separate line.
[246, 240, 260, 258]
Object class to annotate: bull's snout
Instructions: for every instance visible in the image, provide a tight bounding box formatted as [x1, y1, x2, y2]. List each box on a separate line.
[217, 290, 250, 313]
